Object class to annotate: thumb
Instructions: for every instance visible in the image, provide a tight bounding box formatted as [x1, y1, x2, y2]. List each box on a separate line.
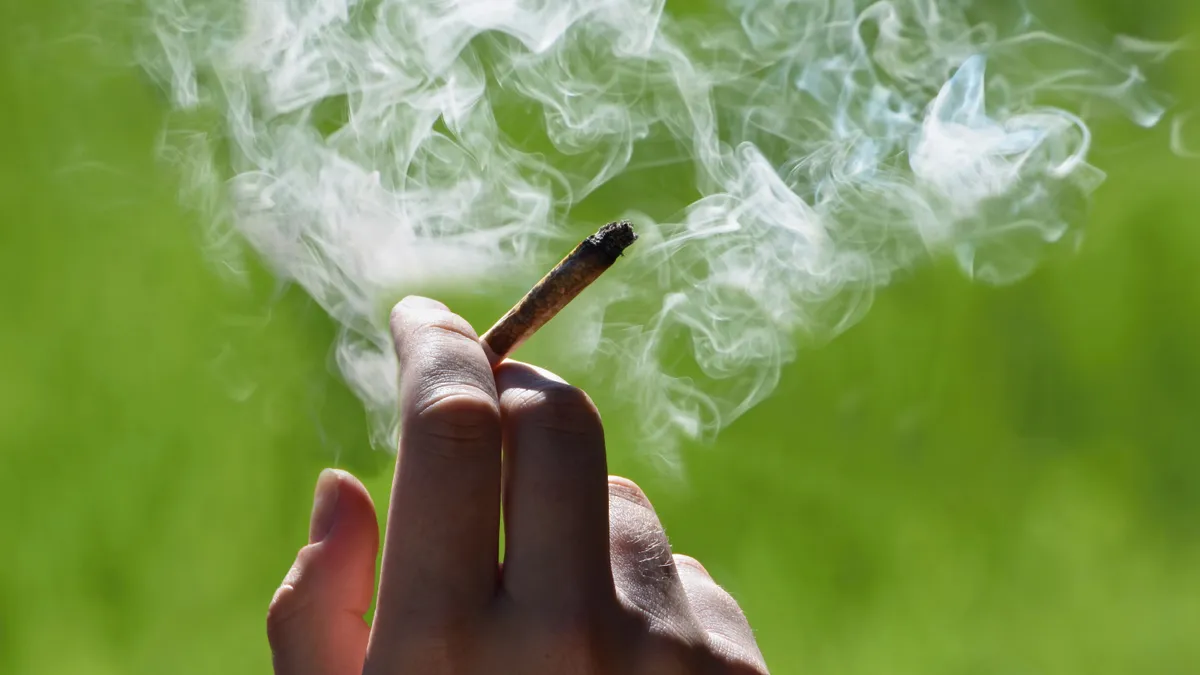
[268, 469, 380, 675]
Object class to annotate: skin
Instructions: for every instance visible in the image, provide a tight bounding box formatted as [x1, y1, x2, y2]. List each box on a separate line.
[267, 296, 769, 674]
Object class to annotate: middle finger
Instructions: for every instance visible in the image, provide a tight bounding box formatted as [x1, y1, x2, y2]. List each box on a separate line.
[495, 361, 612, 611]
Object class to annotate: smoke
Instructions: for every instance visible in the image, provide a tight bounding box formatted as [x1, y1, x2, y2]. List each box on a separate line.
[139, 0, 1176, 458]
[1173, 112, 1199, 158]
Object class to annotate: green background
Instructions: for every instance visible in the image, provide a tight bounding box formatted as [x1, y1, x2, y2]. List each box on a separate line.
[2, 1, 1198, 673]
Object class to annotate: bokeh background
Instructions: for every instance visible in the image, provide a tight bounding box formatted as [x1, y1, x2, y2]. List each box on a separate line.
[2, 0, 1198, 673]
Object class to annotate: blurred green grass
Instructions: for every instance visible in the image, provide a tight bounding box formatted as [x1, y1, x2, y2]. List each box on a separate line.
[2, 1, 1199, 674]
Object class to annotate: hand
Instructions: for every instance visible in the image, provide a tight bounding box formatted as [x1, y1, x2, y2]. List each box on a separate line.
[267, 296, 769, 674]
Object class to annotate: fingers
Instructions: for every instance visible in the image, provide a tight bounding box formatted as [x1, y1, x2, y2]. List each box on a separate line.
[495, 361, 611, 610]
[374, 297, 502, 625]
[268, 470, 380, 675]
[606, 477, 694, 636]
[674, 555, 767, 671]
[608, 478, 766, 670]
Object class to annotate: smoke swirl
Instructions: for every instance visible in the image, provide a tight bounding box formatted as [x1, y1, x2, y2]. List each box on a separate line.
[140, 0, 1175, 457]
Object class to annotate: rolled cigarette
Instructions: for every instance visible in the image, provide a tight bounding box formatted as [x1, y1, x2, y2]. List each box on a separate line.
[481, 221, 638, 365]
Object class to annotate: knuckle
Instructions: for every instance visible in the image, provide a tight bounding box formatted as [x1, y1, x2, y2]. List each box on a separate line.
[398, 317, 500, 451]
[393, 306, 482, 362]
[507, 382, 603, 438]
[411, 387, 501, 445]
[611, 528, 675, 582]
[409, 314, 479, 347]
[608, 482, 676, 591]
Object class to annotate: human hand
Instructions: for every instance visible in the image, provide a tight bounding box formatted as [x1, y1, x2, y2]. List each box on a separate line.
[267, 296, 769, 674]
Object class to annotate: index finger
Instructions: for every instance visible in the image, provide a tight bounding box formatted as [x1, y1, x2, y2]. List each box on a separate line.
[371, 296, 502, 631]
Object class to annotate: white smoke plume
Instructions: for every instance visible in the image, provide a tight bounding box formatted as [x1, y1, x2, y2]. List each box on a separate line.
[1173, 112, 1199, 158]
[139, 0, 1175, 457]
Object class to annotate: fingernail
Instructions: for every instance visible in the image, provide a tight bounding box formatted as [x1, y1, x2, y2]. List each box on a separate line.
[674, 554, 709, 576]
[527, 363, 568, 384]
[608, 476, 653, 509]
[399, 295, 445, 311]
[309, 469, 341, 544]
